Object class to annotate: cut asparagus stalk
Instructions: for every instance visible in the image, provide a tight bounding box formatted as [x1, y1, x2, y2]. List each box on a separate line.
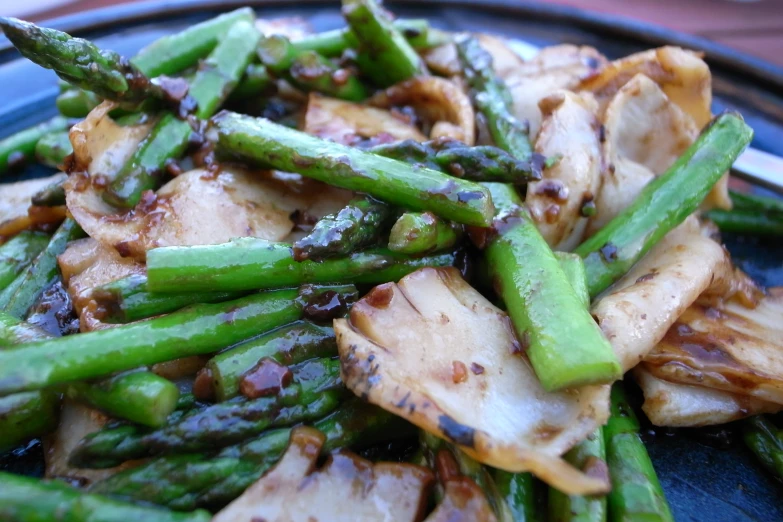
[0, 231, 49, 292]
[258, 35, 367, 101]
[293, 196, 393, 261]
[742, 416, 783, 480]
[0, 471, 212, 522]
[145, 238, 460, 293]
[0, 116, 69, 174]
[492, 470, 540, 522]
[548, 429, 608, 522]
[69, 359, 344, 468]
[388, 212, 462, 255]
[0, 285, 353, 395]
[605, 385, 673, 522]
[91, 399, 409, 510]
[0, 218, 85, 319]
[574, 113, 753, 298]
[342, 0, 426, 86]
[211, 111, 494, 226]
[34, 130, 72, 168]
[104, 19, 261, 208]
[481, 183, 621, 390]
[67, 371, 179, 428]
[207, 320, 337, 401]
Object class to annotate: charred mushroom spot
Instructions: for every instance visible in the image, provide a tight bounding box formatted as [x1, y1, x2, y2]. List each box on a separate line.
[365, 284, 395, 309]
[535, 179, 569, 202]
[470, 363, 485, 375]
[438, 414, 476, 447]
[533, 423, 563, 441]
[452, 361, 468, 384]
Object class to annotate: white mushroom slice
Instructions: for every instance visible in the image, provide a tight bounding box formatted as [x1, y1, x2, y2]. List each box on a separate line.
[527, 91, 601, 250]
[424, 478, 497, 522]
[633, 367, 781, 427]
[303, 93, 426, 145]
[58, 238, 144, 332]
[256, 16, 313, 40]
[370, 77, 476, 145]
[0, 173, 66, 238]
[421, 34, 524, 79]
[214, 426, 433, 522]
[578, 46, 729, 211]
[644, 288, 783, 405]
[45, 399, 142, 484]
[587, 74, 699, 234]
[505, 45, 607, 139]
[592, 218, 734, 372]
[335, 267, 611, 495]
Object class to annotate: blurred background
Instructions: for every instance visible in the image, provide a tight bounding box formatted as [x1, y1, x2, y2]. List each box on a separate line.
[0, 0, 781, 66]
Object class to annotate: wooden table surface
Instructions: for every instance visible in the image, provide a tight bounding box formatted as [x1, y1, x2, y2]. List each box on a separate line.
[7, 0, 783, 67]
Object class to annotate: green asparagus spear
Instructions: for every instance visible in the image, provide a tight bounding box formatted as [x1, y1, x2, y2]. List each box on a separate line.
[742, 416, 783, 479]
[228, 64, 274, 101]
[0, 313, 58, 452]
[574, 113, 753, 298]
[456, 36, 533, 161]
[0, 471, 211, 522]
[31, 179, 67, 206]
[729, 189, 783, 214]
[145, 238, 459, 293]
[293, 196, 393, 261]
[605, 385, 673, 522]
[556, 251, 590, 308]
[0, 231, 49, 292]
[67, 371, 179, 428]
[481, 183, 620, 390]
[132, 8, 255, 78]
[0, 285, 352, 395]
[0, 18, 182, 107]
[0, 116, 69, 174]
[91, 399, 409, 509]
[548, 429, 608, 522]
[342, 0, 426, 86]
[207, 320, 337, 401]
[91, 274, 244, 323]
[369, 139, 544, 184]
[705, 209, 783, 236]
[388, 211, 461, 255]
[34, 130, 72, 168]
[258, 35, 367, 101]
[0, 218, 85, 318]
[103, 19, 261, 208]
[211, 111, 494, 226]
[293, 19, 449, 57]
[56, 88, 101, 117]
[70, 359, 343, 468]
[493, 470, 540, 522]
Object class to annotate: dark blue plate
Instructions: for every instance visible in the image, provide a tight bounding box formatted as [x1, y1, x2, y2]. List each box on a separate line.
[1, 2, 782, 520]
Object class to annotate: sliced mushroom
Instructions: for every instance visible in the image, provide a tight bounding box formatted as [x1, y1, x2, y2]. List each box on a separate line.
[422, 34, 524, 79]
[592, 218, 734, 372]
[633, 367, 781, 427]
[527, 90, 602, 250]
[58, 238, 144, 332]
[213, 426, 433, 522]
[424, 477, 497, 522]
[0, 173, 67, 238]
[370, 77, 476, 145]
[303, 92, 426, 145]
[505, 45, 607, 139]
[578, 46, 729, 210]
[335, 267, 611, 495]
[45, 399, 143, 485]
[587, 73, 699, 234]
[644, 288, 783, 405]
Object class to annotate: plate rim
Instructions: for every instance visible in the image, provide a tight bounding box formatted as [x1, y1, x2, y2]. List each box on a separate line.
[2, 0, 783, 92]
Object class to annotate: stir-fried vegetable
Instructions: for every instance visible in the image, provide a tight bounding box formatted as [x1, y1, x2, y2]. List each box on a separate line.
[0, 3, 779, 520]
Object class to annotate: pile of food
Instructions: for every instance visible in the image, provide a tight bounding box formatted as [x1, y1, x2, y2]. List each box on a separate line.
[0, 1, 781, 520]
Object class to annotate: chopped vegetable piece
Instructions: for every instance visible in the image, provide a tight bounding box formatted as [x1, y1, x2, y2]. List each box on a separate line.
[388, 212, 462, 255]
[742, 416, 783, 480]
[0, 231, 49, 292]
[0, 116, 69, 175]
